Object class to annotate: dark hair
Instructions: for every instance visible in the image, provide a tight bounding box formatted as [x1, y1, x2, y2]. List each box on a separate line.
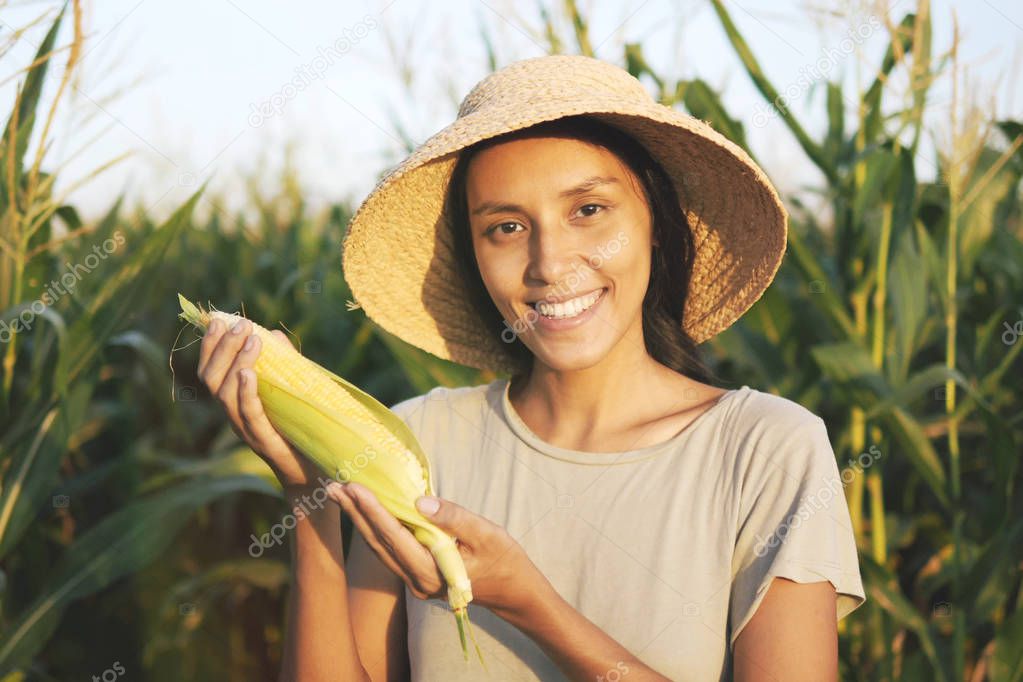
[444, 114, 716, 385]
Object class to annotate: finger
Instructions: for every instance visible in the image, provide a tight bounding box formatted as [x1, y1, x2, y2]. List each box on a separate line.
[201, 318, 252, 393]
[270, 329, 295, 348]
[415, 495, 484, 547]
[338, 483, 441, 595]
[214, 327, 261, 434]
[197, 318, 227, 377]
[328, 484, 414, 582]
[346, 483, 436, 566]
[236, 366, 290, 454]
[343, 484, 431, 572]
[347, 485, 446, 598]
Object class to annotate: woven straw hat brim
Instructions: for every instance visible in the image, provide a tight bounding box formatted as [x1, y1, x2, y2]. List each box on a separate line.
[342, 56, 787, 375]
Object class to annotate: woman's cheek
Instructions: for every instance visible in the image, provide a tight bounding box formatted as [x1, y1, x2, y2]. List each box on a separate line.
[479, 255, 520, 311]
[587, 224, 636, 272]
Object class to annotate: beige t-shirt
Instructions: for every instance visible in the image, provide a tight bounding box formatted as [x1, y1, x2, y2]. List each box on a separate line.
[387, 378, 866, 681]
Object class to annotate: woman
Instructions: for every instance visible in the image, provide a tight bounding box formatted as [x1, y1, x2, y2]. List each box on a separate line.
[197, 55, 865, 681]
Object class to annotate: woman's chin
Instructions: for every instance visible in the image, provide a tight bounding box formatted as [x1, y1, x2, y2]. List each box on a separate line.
[528, 342, 609, 373]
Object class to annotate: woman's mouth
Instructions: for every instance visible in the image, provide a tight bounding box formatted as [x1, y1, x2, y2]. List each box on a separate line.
[530, 287, 607, 320]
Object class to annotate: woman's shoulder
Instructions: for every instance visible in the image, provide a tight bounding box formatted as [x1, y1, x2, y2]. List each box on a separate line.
[711, 384, 832, 469]
[725, 384, 825, 431]
[721, 386, 838, 485]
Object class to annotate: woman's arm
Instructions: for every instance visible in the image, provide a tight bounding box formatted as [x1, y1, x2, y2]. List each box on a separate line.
[499, 577, 839, 682]
[278, 484, 370, 682]
[346, 526, 410, 681]
[277, 483, 409, 682]
[491, 576, 671, 682]
[732, 578, 838, 681]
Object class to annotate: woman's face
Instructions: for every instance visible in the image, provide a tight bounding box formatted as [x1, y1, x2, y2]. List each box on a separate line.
[466, 135, 655, 372]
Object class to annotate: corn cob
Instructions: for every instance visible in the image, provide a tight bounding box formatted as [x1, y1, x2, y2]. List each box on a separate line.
[177, 294, 484, 666]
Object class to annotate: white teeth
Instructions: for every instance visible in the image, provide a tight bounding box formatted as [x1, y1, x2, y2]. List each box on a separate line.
[534, 289, 603, 319]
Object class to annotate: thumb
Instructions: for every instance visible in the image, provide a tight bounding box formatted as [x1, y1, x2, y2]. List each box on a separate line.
[416, 495, 472, 537]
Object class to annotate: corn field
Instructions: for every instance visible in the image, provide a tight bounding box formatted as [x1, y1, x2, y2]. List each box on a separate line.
[0, 1, 1020, 680]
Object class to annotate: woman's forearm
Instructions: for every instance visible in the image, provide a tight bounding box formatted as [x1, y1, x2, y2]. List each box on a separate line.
[494, 578, 670, 682]
[278, 486, 369, 682]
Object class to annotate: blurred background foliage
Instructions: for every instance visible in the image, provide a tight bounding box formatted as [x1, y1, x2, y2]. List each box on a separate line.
[1, 1, 1021, 680]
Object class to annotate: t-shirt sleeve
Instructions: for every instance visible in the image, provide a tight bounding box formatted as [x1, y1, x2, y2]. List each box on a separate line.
[729, 414, 866, 650]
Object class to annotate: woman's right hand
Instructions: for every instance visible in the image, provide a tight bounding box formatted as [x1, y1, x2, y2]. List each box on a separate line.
[197, 318, 321, 488]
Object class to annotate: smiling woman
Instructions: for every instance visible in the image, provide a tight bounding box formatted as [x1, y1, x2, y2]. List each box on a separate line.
[338, 54, 865, 681]
[203, 54, 865, 682]
[445, 115, 711, 387]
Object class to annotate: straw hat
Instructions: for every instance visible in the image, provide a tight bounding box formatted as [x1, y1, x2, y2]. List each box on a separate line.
[342, 54, 787, 375]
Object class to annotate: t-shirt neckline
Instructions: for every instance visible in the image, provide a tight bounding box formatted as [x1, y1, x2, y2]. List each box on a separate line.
[498, 378, 748, 465]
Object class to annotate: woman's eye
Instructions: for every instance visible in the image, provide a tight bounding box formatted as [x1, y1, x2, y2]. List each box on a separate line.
[490, 222, 523, 236]
[577, 204, 604, 218]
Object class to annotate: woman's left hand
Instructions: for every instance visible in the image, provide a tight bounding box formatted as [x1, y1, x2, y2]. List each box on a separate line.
[328, 481, 546, 618]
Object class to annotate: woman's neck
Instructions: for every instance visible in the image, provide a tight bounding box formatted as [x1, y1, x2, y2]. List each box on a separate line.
[507, 354, 710, 452]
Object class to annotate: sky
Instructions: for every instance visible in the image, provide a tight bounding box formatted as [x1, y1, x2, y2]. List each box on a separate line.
[0, 0, 1021, 224]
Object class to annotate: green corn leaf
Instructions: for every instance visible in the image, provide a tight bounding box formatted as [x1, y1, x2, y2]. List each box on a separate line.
[0, 474, 275, 675]
[907, 5, 932, 154]
[860, 555, 947, 681]
[786, 226, 858, 339]
[865, 364, 964, 420]
[963, 518, 1023, 631]
[811, 341, 889, 407]
[880, 406, 949, 509]
[812, 342, 950, 507]
[0, 380, 91, 562]
[989, 607, 1023, 682]
[0, 3, 66, 213]
[888, 231, 928, 381]
[0, 301, 69, 399]
[709, 0, 836, 184]
[57, 186, 204, 393]
[680, 79, 751, 154]
[852, 145, 897, 230]
[862, 13, 916, 142]
[824, 82, 845, 165]
[374, 326, 487, 395]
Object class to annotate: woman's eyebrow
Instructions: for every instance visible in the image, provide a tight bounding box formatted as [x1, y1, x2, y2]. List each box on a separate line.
[471, 175, 620, 216]
[558, 175, 619, 198]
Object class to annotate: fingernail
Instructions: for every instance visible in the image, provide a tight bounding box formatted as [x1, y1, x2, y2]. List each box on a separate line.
[243, 335, 256, 351]
[416, 496, 440, 515]
[239, 369, 248, 385]
[232, 320, 246, 334]
[209, 320, 221, 334]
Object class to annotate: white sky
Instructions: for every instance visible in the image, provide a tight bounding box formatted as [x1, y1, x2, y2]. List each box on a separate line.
[1, 0, 1020, 224]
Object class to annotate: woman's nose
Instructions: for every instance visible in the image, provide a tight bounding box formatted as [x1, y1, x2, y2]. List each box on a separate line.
[525, 222, 576, 287]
